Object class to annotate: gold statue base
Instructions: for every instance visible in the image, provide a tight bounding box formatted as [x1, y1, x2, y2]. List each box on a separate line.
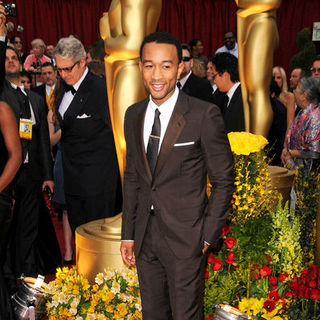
[75, 214, 123, 283]
[268, 165, 295, 208]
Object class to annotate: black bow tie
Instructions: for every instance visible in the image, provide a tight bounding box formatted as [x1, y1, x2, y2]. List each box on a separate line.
[65, 84, 76, 95]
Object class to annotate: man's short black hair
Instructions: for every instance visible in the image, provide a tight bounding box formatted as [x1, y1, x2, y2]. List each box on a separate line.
[211, 52, 239, 83]
[140, 31, 182, 63]
[6, 45, 21, 63]
[181, 44, 192, 57]
[224, 31, 235, 38]
[189, 39, 200, 49]
[41, 61, 55, 71]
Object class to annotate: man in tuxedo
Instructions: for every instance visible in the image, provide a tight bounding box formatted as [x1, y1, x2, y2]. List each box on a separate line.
[0, 45, 53, 279]
[121, 32, 234, 320]
[177, 44, 213, 103]
[53, 37, 119, 233]
[32, 62, 57, 111]
[211, 52, 245, 133]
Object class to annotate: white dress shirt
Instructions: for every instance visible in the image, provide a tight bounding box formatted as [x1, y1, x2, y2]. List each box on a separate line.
[143, 87, 179, 152]
[45, 83, 56, 95]
[177, 71, 192, 89]
[59, 67, 88, 118]
[226, 82, 240, 107]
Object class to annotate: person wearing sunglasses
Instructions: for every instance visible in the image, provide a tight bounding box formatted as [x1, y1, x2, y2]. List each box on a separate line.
[311, 55, 320, 82]
[177, 44, 213, 103]
[53, 37, 120, 235]
[10, 35, 27, 64]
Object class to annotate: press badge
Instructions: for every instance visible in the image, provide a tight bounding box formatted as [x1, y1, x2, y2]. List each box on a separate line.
[19, 119, 32, 139]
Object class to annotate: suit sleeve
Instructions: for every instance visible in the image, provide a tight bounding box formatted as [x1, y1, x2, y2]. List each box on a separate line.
[121, 108, 139, 240]
[201, 104, 234, 246]
[37, 95, 53, 181]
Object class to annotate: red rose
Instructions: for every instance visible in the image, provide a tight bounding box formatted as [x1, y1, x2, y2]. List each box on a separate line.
[221, 224, 231, 237]
[224, 237, 236, 249]
[265, 255, 272, 264]
[212, 259, 223, 271]
[259, 266, 272, 277]
[204, 314, 213, 320]
[298, 286, 310, 299]
[225, 252, 235, 265]
[270, 285, 278, 292]
[308, 280, 317, 288]
[310, 288, 320, 301]
[285, 291, 293, 298]
[207, 253, 215, 265]
[269, 275, 278, 286]
[279, 272, 288, 282]
[204, 269, 209, 279]
[268, 291, 279, 302]
[252, 264, 260, 271]
[263, 299, 275, 312]
[253, 273, 261, 281]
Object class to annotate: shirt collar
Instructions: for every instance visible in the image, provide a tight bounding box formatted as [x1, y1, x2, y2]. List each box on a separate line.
[178, 71, 192, 88]
[227, 82, 240, 101]
[72, 67, 88, 91]
[10, 81, 25, 93]
[45, 83, 55, 94]
[149, 86, 179, 114]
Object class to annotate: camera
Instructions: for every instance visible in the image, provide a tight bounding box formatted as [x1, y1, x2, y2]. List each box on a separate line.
[1, 3, 16, 17]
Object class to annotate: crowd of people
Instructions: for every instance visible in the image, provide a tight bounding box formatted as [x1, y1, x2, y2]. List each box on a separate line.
[0, 5, 320, 319]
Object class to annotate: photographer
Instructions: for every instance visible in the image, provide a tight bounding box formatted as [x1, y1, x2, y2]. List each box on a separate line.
[23, 38, 50, 86]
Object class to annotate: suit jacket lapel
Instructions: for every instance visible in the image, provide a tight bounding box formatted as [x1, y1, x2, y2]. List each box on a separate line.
[135, 100, 152, 181]
[153, 92, 188, 178]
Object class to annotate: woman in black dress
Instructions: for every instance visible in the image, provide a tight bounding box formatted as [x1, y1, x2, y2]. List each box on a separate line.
[0, 101, 22, 319]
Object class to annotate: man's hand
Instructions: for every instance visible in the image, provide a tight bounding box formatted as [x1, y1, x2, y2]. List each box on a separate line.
[202, 243, 210, 255]
[42, 180, 54, 193]
[0, 2, 6, 37]
[120, 241, 135, 266]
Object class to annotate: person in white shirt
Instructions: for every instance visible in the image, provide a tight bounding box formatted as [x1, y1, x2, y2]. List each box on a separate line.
[215, 31, 238, 58]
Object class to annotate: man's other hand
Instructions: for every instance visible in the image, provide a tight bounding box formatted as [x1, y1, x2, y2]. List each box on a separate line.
[120, 241, 136, 266]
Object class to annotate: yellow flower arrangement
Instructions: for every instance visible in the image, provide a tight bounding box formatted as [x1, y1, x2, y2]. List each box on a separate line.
[45, 266, 142, 320]
[227, 132, 268, 156]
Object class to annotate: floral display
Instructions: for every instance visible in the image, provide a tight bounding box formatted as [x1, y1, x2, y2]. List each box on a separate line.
[204, 132, 304, 320]
[45, 266, 142, 320]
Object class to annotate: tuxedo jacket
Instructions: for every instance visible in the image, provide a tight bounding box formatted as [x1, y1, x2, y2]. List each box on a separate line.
[32, 84, 48, 111]
[222, 85, 245, 133]
[122, 91, 234, 259]
[56, 71, 118, 197]
[182, 72, 214, 103]
[0, 80, 53, 181]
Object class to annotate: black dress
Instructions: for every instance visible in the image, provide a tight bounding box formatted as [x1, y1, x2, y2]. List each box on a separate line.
[0, 130, 15, 319]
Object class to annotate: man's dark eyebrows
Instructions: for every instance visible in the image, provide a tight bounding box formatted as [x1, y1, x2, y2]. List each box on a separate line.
[141, 59, 174, 63]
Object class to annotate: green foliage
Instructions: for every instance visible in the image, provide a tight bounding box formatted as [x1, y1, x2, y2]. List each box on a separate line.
[290, 28, 317, 73]
[294, 168, 320, 265]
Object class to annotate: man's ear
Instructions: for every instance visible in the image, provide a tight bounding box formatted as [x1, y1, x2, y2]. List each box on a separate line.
[177, 61, 184, 79]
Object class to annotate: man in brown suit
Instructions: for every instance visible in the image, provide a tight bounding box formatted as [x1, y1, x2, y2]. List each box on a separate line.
[121, 32, 234, 320]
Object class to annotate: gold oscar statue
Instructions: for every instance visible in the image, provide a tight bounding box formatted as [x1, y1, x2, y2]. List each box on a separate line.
[76, 0, 162, 283]
[236, 0, 281, 137]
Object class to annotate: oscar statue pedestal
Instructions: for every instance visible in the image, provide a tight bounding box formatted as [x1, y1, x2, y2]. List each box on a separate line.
[75, 214, 123, 283]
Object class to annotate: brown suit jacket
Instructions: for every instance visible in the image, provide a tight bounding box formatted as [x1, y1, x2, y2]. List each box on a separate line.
[122, 91, 234, 259]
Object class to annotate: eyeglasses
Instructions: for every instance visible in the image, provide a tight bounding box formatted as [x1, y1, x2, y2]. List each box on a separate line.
[182, 56, 192, 62]
[13, 41, 23, 44]
[311, 68, 320, 73]
[57, 61, 80, 73]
